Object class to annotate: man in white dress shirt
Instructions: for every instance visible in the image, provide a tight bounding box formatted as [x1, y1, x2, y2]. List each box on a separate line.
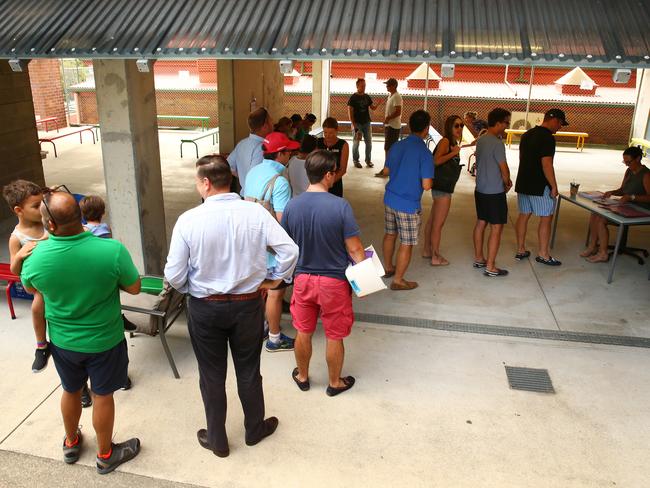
[164, 155, 299, 458]
[227, 107, 274, 193]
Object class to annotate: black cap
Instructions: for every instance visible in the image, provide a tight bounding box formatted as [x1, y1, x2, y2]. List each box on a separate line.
[545, 108, 569, 126]
[384, 78, 398, 87]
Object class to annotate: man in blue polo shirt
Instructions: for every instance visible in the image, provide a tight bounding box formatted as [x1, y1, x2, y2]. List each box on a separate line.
[382, 110, 434, 291]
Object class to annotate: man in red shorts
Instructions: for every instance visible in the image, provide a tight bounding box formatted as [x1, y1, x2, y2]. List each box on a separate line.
[281, 150, 367, 396]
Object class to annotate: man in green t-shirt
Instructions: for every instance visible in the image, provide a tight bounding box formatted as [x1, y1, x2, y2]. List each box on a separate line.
[21, 190, 142, 475]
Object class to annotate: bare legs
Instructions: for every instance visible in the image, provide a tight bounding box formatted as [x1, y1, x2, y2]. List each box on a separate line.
[537, 215, 553, 260]
[32, 292, 46, 344]
[474, 220, 505, 272]
[581, 214, 609, 262]
[423, 196, 452, 264]
[294, 332, 347, 388]
[515, 212, 532, 254]
[61, 388, 115, 454]
[383, 233, 415, 286]
[266, 288, 285, 336]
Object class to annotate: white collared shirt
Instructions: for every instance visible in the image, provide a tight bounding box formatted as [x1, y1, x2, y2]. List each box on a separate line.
[164, 193, 299, 297]
[227, 133, 265, 191]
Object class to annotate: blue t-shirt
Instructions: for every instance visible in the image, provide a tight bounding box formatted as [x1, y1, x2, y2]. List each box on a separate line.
[281, 192, 360, 280]
[242, 159, 291, 213]
[384, 134, 434, 213]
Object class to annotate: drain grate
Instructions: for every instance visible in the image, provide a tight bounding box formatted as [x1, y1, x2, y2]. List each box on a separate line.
[505, 366, 555, 393]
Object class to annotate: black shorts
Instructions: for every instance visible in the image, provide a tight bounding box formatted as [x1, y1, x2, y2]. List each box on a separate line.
[384, 127, 401, 151]
[50, 339, 129, 395]
[475, 191, 508, 225]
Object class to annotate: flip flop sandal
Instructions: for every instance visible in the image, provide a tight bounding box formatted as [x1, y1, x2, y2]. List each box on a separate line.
[515, 251, 531, 260]
[535, 256, 562, 266]
[430, 260, 449, 267]
[472, 261, 487, 268]
[292, 368, 310, 391]
[326, 376, 356, 397]
[586, 255, 610, 263]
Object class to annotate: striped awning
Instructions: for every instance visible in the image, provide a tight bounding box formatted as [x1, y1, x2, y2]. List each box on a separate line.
[1, 0, 649, 67]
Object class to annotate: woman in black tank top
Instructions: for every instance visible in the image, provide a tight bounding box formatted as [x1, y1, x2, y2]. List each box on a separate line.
[581, 146, 650, 263]
[317, 117, 349, 198]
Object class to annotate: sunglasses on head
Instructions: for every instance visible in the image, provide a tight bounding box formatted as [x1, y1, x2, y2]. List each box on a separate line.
[41, 185, 72, 227]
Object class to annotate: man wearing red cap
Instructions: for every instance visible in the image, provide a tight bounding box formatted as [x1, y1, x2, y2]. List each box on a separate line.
[243, 132, 300, 352]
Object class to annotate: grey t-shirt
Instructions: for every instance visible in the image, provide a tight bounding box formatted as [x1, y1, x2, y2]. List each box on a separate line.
[475, 133, 507, 194]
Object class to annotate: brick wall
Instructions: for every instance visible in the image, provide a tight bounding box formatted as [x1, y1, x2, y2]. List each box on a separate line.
[77, 90, 219, 129]
[28, 59, 67, 128]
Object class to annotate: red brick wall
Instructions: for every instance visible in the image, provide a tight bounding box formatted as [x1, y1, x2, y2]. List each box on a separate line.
[29, 59, 67, 128]
[303, 93, 633, 146]
[77, 90, 219, 129]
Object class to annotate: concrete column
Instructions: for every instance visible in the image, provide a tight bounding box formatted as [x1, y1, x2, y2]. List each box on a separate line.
[217, 60, 284, 152]
[93, 59, 167, 274]
[631, 69, 650, 141]
[0, 60, 45, 227]
[311, 60, 331, 126]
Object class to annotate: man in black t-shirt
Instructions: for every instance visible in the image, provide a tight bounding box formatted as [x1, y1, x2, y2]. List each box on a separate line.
[347, 78, 378, 168]
[514, 109, 568, 266]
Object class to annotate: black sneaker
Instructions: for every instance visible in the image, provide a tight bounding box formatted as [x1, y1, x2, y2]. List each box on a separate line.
[81, 383, 92, 408]
[353, 161, 363, 168]
[96, 438, 141, 475]
[120, 376, 132, 391]
[62, 429, 83, 464]
[32, 344, 50, 373]
[366, 161, 374, 168]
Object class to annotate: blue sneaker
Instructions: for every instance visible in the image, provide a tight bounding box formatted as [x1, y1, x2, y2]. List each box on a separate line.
[265, 333, 295, 352]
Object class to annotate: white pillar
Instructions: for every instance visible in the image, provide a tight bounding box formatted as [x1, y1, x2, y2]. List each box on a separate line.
[311, 60, 331, 126]
[631, 69, 650, 141]
[93, 59, 167, 274]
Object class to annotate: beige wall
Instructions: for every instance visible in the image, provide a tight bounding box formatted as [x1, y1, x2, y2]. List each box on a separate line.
[217, 60, 284, 153]
[0, 61, 45, 226]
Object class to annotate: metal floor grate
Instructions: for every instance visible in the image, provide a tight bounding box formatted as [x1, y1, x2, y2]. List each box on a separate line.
[505, 366, 555, 393]
[354, 312, 650, 349]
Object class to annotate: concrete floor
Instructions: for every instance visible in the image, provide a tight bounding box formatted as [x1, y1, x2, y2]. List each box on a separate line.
[1, 129, 649, 486]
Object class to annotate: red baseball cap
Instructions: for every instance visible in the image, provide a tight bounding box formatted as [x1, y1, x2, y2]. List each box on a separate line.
[263, 132, 300, 154]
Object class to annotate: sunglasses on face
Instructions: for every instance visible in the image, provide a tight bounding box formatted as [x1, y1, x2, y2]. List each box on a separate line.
[454, 123, 464, 129]
[41, 184, 72, 227]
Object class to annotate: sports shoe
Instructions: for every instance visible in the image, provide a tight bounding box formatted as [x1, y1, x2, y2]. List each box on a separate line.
[484, 268, 509, 277]
[366, 161, 374, 168]
[32, 344, 50, 373]
[63, 429, 83, 464]
[353, 161, 363, 168]
[96, 438, 141, 475]
[120, 376, 132, 390]
[265, 333, 295, 352]
[81, 383, 92, 408]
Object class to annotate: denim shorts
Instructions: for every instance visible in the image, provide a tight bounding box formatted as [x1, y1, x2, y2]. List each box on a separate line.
[431, 189, 452, 199]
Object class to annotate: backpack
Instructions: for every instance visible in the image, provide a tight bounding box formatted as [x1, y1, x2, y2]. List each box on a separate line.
[245, 173, 282, 215]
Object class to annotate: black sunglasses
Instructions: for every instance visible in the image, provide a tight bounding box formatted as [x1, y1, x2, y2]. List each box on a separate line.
[454, 123, 464, 129]
[41, 185, 72, 226]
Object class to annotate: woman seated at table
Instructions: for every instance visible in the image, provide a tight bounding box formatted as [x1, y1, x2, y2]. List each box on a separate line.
[581, 146, 650, 263]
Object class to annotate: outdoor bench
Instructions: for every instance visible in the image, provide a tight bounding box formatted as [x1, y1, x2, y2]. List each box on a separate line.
[506, 129, 589, 151]
[180, 128, 219, 158]
[39, 127, 96, 158]
[157, 115, 210, 131]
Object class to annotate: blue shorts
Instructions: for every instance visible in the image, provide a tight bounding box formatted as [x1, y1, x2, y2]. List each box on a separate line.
[50, 339, 129, 395]
[517, 187, 556, 217]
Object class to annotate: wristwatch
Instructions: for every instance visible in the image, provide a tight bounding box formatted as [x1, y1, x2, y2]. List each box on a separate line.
[631, 194, 636, 201]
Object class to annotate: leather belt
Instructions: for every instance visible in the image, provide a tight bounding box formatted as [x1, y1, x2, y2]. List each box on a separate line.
[201, 290, 262, 302]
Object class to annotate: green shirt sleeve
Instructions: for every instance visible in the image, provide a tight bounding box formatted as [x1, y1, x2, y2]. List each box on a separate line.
[20, 254, 35, 290]
[117, 243, 140, 287]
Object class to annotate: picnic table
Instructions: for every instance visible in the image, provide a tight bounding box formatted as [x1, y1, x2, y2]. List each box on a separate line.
[630, 137, 650, 157]
[38, 126, 96, 158]
[550, 192, 650, 283]
[505, 129, 589, 151]
[35, 116, 59, 132]
[180, 128, 219, 158]
[157, 115, 210, 131]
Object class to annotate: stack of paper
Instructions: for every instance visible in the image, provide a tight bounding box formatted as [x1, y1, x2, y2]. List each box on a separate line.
[345, 245, 387, 298]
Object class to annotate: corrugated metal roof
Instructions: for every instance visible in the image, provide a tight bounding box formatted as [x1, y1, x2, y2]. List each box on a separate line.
[1, 0, 649, 67]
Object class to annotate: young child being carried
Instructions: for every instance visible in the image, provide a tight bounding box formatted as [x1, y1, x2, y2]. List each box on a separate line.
[2, 180, 49, 372]
[80, 195, 112, 238]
